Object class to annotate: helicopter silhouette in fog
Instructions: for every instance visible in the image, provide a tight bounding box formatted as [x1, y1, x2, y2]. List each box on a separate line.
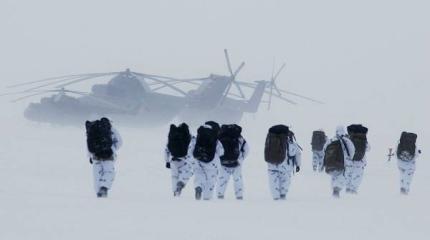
[2, 50, 323, 127]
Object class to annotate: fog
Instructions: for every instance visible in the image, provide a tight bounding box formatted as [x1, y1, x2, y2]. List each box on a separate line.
[1, 1, 429, 239]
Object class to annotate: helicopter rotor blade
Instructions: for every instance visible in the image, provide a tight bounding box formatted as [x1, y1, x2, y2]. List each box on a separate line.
[7, 72, 119, 89]
[55, 73, 116, 89]
[224, 49, 234, 77]
[11, 92, 50, 103]
[232, 62, 245, 79]
[273, 84, 282, 96]
[265, 91, 298, 105]
[133, 74, 189, 96]
[268, 83, 274, 110]
[273, 63, 286, 81]
[233, 81, 246, 99]
[281, 90, 324, 104]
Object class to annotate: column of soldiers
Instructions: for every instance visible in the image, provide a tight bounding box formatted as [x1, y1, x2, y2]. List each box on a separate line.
[84, 117, 421, 199]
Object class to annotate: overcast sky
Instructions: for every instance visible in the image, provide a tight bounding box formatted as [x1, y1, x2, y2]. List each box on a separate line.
[1, 0, 429, 141]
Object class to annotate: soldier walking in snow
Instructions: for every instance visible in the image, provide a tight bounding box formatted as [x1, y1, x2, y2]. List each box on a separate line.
[395, 132, 421, 195]
[344, 124, 370, 194]
[86, 117, 122, 198]
[216, 124, 250, 200]
[265, 125, 302, 200]
[193, 124, 224, 200]
[322, 125, 355, 198]
[311, 130, 327, 172]
[165, 123, 195, 197]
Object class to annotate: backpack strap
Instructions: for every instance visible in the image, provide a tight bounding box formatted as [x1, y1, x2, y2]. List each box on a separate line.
[339, 137, 351, 158]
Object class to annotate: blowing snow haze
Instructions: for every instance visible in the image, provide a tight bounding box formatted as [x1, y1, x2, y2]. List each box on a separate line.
[0, 0, 429, 240]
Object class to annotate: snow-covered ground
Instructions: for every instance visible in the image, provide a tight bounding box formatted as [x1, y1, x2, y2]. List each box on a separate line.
[1, 1, 429, 239]
[1, 108, 429, 240]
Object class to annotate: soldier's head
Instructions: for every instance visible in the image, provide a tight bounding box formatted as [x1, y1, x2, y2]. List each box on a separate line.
[336, 125, 346, 137]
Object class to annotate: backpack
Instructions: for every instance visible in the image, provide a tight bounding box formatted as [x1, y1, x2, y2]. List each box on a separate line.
[396, 132, 417, 161]
[311, 131, 326, 151]
[347, 124, 368, 161]
[167, 123, 191, 161]
[264, 125, 289, 165]
[323, 140, 344, 173]
[86, 118, 114, 160]
[193, 126, 218, 163]
[205, 121, 220, 135]
[219, 124, 243, 168]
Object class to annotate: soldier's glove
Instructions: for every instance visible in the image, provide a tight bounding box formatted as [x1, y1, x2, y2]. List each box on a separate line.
[312, 165, 317, 171]
[89, 158, 93, 164]
[418, 150, 422, 154]
[296, 166, 300, 173]
[166, 162, 171, 169]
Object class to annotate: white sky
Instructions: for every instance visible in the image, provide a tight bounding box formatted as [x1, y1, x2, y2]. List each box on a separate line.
[0, 0, 429, 141]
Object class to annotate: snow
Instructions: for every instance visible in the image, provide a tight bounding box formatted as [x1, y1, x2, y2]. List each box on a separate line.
[1, 112, 429, 240]
[1, 1, 429, 239]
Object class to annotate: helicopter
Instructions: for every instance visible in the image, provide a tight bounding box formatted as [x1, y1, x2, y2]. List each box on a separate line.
[2, 50, 323, 127]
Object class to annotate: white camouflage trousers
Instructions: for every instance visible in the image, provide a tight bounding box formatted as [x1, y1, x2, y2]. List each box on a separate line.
[93, 160, 115, 192]
[170, 159, 194, 192]
[330, 170, 346, 191]
[345, 159, 366, 192]
[312, 151, 324, 172]
[267, 161, 294, 200]
[194, 160, 218, 200]
[217, 166, 243, 198]
[397, 159, 416, 193]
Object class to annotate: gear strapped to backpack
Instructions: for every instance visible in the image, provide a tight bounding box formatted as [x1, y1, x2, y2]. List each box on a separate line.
[193, 125, 218, 163]
[167, 123, 191, 161]
[311, 130, 326, 151]
[219, 124, 243, 168]
[264, 125, 289, 165]
[86, 118, 114, 160]
[396, 132, 417, 161]
[347, 124, 368, 161]
[323, 139, 345, 173]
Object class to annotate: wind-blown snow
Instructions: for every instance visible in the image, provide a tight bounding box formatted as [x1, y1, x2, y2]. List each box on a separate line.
[1, 0, 429, 239]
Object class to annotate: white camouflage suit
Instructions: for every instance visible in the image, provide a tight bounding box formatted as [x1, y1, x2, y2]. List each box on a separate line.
[216, 137, 250, 199]
[165, 137, 196, 193]
[344, 143, 370, 193]
[193, 141, 224, 200]
[323, 126, 355, 193]
[267, 139, 302, 200]
[396, 148, 420, 194]
[88, 127, 122, 193]
[312, 150, 325, 172]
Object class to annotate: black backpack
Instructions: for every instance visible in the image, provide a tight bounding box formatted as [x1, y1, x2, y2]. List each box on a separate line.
[219, 124, 243, 168]
[347, 124, 368, 161]
[86, 118, 114, 160]
[397, 132, 417, 161]
[323, 140, 345, 173]
[167, 123, 191, 161]
[264, 125, 289, 165]
[311, 130, 326, 151]
[205, 121, 220, 135]
[193, 126, 218, 163]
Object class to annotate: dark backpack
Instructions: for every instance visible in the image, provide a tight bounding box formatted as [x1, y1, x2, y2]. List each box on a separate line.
[323, 140, 344, 173]
[264, 125, 289, 165]
[347, 124, 368, 161]
[86, 118, 113, 160]
[396, 132, 417, 161]
[311, 130, 326, 151]
[167, 123, 191, 161]
[205, 121, 221, 135]
[193, 126, 218, 163]
[219, 124, 243, 168]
